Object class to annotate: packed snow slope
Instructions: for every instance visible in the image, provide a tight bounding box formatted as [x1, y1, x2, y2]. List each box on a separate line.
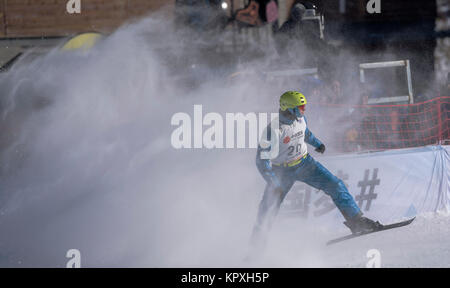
[0, 13, 448, 267]
[258, 213, 450, 268]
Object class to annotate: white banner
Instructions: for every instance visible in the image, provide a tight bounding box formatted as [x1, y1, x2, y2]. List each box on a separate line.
[280, 145, 450, 225]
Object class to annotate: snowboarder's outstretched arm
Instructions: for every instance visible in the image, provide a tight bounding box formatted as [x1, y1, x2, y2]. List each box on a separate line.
[305, 127, 322, 148]
[304, 116, 326, 153]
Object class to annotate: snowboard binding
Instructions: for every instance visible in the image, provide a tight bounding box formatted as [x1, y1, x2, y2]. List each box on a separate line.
[344, 214, 383, 235]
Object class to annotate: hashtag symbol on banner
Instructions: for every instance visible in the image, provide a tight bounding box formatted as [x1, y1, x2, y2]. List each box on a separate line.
[356, 168, 379, 211]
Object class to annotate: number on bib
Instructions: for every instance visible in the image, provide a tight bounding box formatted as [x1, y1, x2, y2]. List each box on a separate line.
[288, 144, 301, 156]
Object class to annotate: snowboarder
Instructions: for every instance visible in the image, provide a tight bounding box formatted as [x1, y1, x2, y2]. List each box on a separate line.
[252, 91, 381, 248]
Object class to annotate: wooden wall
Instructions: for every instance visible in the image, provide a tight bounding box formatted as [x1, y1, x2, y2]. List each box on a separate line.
[0, 0, 5, 37]
[0, 0, 174, 38]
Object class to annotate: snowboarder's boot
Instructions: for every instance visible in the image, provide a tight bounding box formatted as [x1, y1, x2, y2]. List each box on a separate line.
[344, 213, 382, 234]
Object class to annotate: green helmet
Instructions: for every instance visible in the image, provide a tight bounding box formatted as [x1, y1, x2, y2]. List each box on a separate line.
[279, 91, 307, 111]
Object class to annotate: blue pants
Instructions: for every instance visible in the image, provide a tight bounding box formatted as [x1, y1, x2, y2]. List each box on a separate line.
[253, 154, 361, 238]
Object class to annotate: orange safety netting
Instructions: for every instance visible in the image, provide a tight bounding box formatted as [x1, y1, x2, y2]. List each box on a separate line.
[308, 97, 450, 153]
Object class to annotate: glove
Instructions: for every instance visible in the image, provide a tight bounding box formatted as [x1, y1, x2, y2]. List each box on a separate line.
[315, 144, 326, 154]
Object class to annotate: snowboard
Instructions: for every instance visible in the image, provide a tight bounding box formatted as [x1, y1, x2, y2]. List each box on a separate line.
[326, 217, 416, 246]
